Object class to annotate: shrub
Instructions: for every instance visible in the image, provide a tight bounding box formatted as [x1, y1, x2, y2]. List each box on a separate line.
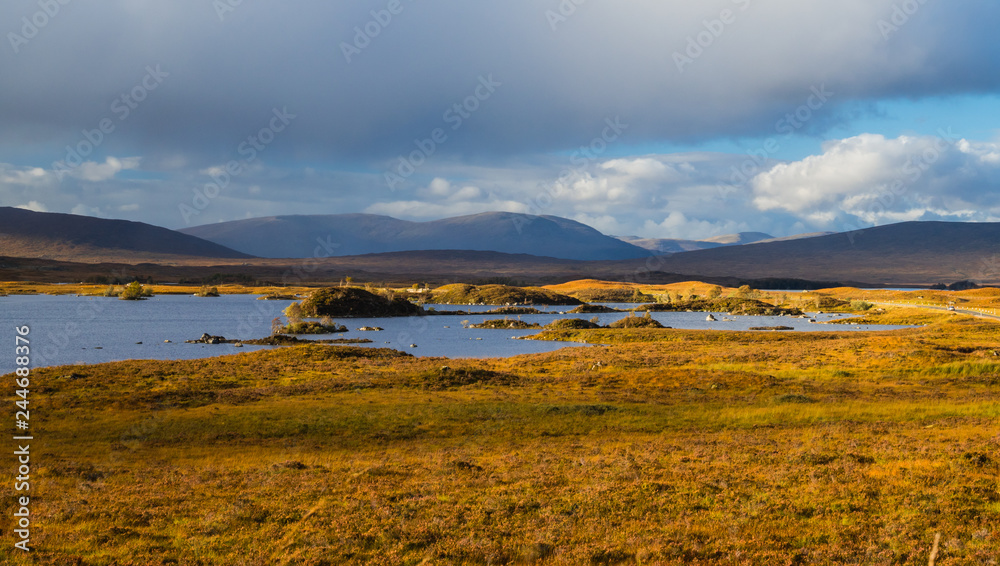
[851, 300, 874, 311]
[546, 318, 601, 330]
[195, 286, 220, 297]
[814, 296, 851, 310]
[469, 318, 541, 330]
[282, 321, 348, 334]
[298, 287, 423, 317]
[567, 304, 620, 314]
[433, 284, 581, 306]
[119, 281, 151, 301]
[283, 302, 304, 323]
[607, 316, 665, 329]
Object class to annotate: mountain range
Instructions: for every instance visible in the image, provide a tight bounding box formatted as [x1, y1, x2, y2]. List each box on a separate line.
[616, 232, 775, 253]
[623, 221, 997, 285]
[4, 207, 1000, 286]
[179, 212, 653, 261]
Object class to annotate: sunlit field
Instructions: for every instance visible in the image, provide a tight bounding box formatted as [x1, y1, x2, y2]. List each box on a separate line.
[3, 292, 999, 564]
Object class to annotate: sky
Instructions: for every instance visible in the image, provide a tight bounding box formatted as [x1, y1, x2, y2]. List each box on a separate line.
[2, 0, 1000, 240]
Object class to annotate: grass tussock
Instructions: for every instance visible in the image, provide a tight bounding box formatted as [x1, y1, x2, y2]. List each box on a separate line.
[432, 283, 582, 306]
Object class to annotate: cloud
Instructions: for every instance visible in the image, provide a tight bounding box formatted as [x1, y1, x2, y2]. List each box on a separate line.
[2, 1, 1000, 242]
[69, 157, 142, 182]
[751, 133, 1000, 227]
[364, 199, 527, 219]
[1, 166, 51, 186]
[1, 1, 998, 165]
[365, 153, 787, 238]
[15, 201, 48, 212]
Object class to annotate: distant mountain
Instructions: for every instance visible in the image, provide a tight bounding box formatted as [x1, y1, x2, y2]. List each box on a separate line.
[753, 232, 836, 244]
[7, 221, 1000, 286]
[613, 221, 1000, 285]
[615, 236, 724, 254]
[617, 231, 775, 254]
[180, 212, 651, 261]
[0, 207, 251, 262]
[701, 232, 774, 245]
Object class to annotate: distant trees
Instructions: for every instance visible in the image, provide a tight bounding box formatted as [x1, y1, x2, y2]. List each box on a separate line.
[195, 286, 220, 297]
[851, 300, 874, 311]
[119, 281, 152, 300]
[283, 303, 304, 327]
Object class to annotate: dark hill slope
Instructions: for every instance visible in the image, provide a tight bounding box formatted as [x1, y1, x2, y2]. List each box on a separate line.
[0, 207, 251, 262]
[618, 221, 1000, 285]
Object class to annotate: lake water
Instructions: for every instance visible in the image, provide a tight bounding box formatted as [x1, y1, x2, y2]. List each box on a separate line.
[0, 294, 915, 373]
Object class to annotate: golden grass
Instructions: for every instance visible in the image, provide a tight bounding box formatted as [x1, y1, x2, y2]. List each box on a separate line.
[2, 288, 1000, 563]
[0, 281, 319, 297]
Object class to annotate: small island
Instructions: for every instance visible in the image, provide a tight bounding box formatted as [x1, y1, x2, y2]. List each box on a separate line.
[294, 287, 424, 317]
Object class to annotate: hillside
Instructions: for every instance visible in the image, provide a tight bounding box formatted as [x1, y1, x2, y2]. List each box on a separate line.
[701, 231, 774, 245]
[753, 231, 836, 244]
[180, 212, 650, 260]
[617, 231, 775, 253]
[615, 221, 1000, 286]
[0, 207, 251, 262]
[616, 236, 724, 254]
[4, 213, 1000, 287]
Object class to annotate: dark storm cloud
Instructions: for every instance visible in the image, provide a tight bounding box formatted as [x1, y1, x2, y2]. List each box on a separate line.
[2, 0, 1000, 167]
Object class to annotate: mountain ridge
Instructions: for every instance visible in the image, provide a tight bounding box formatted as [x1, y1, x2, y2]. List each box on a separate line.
[180, 211, 652, 261]
[0, 207, 252, 262]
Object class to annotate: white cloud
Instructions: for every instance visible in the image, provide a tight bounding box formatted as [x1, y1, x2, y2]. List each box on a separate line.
[1, 166, 51, 187]
[16, 201, 48, 212]
[70, 157, 142, 182]
[751, 133, 1000, 227]
[640, 212, 750, 241]
[364, 199, 528, 219]
[424, 178, 452, 197]
[601, 158, 678, 181]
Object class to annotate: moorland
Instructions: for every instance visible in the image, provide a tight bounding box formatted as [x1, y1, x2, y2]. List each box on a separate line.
[2, 282, 999, 564]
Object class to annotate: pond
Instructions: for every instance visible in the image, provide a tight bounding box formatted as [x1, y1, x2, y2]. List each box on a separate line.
[0, 294, 915, 372]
